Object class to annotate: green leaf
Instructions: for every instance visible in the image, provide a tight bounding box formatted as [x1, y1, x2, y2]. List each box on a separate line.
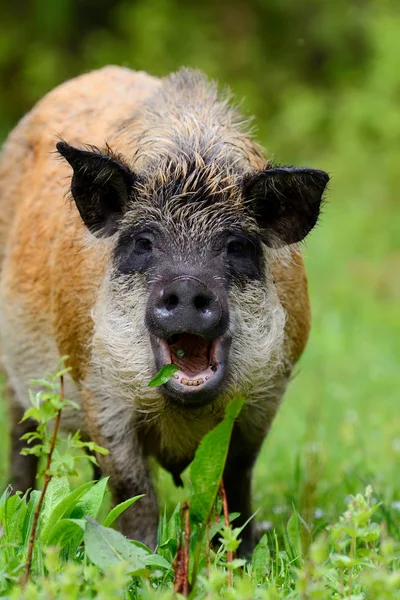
[190, 397, 245, 522]
[285, 509, 302, 564]
[75, 439, 109, 456]
[147, 364, 179, 387]
[157, 502, 181, 561]
[84, 517, 148, 575]
[40, 480, 95, 545]
[2, 494, 27, 546]
[189, 397, 244, 586]
[144, 554, 172, 570]
[46, 518, 86, 548]
[20, 431, 41, 443]
[226, 558, 246, 569]
[22, 490, 41, 549]
[102, 494, 145, 528]
[41, 476, 70, 527]
[20, 406, 41, 423]
[70, 477, 109, 521]
[252, 534, 270, 583]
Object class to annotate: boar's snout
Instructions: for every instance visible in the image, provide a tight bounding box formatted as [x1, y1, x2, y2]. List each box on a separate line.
[148, 276, 228, 340]
[146, 275, 231, 407]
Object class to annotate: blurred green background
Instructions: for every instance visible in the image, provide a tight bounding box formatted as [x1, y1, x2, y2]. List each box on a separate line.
[0, 0, 399, 535]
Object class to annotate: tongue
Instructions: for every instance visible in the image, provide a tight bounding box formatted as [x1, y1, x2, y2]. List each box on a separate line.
[169, 334, 210, 376]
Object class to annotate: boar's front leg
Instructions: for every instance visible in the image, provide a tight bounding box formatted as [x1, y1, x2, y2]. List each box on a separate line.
[223, 421, 268, 557]
[223, 452, 257, 556]
[82, 389, 158, 549]
[224, 393, 285, 556]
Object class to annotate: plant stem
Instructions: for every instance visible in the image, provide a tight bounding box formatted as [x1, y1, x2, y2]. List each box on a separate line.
[22, 375, 64, 587]
[183, 501, 190, 598]
[219, 480, 232, 588]
[173, 501, 191, 597]
[206, 520, 210, 573]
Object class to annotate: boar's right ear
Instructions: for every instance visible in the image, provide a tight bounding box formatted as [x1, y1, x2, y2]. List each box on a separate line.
[244, 166, 329, 247]
[56, 141, 135, 237]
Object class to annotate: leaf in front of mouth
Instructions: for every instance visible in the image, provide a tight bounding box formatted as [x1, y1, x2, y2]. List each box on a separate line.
[147, 364, 180, 387]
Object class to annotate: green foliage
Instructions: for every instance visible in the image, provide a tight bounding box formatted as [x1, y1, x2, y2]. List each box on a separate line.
[190, 397, 244, 523]
[102, 495, 145, 528]
[1, 370, 400, 598]
[21, 357, 108, 478]
[0, 391, 247, 598]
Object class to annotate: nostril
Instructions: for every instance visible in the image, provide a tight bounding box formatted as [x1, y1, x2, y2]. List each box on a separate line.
[193, 294, 211, 312]
[164, 293, 179, 311]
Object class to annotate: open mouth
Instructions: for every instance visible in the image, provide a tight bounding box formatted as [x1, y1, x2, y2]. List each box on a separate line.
[162, 333, 219, 387]
[151, 332, 231, 405]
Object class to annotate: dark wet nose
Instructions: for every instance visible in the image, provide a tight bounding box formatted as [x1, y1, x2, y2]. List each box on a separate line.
[151, 277, 225, 338]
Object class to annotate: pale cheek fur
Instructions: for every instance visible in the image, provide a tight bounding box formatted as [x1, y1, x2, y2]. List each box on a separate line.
[88, 271, 164, 417]
[89, 258, 286, 417]
[227, 284, 286, 397]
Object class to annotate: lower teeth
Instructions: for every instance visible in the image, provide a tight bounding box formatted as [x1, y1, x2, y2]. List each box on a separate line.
[179, 377, 206, 387]
[170, 371, 218, 387]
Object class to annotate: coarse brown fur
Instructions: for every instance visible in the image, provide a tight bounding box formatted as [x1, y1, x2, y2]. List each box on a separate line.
[0, 66, 318, 552]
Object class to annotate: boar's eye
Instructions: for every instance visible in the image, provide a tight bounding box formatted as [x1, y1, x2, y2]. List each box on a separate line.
[115, 230, 155, 274]
[226, 236, 257, 258]
[135, 237, 153, 254]
[225, 235, 262, 281]
[227, 239, 247, 257]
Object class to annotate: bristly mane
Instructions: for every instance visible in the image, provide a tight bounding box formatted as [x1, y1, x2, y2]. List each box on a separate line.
[119, 68, 267, 199]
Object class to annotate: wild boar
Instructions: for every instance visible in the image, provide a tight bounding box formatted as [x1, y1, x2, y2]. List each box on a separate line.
[0, 66, 328, 553]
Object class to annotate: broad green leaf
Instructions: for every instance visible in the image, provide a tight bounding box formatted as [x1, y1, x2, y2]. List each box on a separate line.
[147, 364, 179, 387]
[189, 397, 244, 586]
[46, 518, 86, 548]
[41, 475, 70, 526]
[84, 517, 148, 575]
[102, 494, 144, 528]
[40, 480, 95, 545]
[2, 494, 27, 546]
[70, 477, 109, 521]
[190, 397, 244, 522]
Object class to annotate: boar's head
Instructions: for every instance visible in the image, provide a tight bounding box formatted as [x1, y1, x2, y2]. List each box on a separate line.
[57, 71, 328, 412]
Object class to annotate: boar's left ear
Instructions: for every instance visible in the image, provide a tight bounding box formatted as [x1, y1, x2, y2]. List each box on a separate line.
[56, 141, 135, 237]
[244, 167, 329, 247]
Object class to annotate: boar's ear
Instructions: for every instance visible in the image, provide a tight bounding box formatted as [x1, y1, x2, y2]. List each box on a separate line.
[244, 167, 329, 247]
[56, 141, 135, 237]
